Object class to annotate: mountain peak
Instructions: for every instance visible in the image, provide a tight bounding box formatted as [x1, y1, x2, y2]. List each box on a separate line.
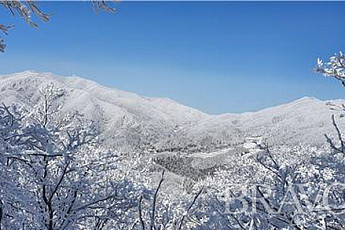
[2, 70, 53, 78]
[0, 70, 344, 151]
[294, 96, 319, 103]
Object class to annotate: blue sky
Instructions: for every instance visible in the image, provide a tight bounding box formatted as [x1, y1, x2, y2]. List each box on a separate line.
[1, 1, 345, 114]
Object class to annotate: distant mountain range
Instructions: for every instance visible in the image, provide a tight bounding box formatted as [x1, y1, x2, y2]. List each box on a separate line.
[1, 70, 344, 156]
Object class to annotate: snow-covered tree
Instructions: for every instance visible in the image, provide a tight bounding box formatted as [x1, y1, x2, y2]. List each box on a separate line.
[0, 84, 143, 229]
[316, 51, 345, 87]
[0, 0, 116, 52]
[0, 83, 210, 230]
[0, 103, 37, 229]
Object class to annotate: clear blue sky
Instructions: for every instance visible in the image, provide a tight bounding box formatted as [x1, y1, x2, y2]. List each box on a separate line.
[1, 1, 345, 114]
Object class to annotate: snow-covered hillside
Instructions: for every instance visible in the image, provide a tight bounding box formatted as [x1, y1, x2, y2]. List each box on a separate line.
[3, 71, 345, 230]
[1, 70, 344, 155]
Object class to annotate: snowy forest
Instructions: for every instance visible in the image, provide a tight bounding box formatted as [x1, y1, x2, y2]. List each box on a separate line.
[0, 53, 344, 229]
[2, 1, 345, 229]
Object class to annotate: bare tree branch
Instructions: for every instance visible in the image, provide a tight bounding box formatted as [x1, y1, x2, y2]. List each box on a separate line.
[0, 0, 117, 52]
[138, 195, 145, 230]
[177, 188, 203, 230]
[150, 170, 165, 230]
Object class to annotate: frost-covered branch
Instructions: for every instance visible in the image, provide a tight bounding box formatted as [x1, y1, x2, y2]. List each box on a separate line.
[316, 51, 345, 87]
[325, 114, 345, 155]
[0, 0, 117, 52]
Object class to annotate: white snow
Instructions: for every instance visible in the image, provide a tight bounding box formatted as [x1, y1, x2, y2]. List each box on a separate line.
[1, 70, 344, 153]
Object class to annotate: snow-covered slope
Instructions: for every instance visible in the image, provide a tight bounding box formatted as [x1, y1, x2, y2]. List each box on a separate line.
[213, 96, 345, 146]
[1, 71, 344, 154]
[0, 71, 241, 153]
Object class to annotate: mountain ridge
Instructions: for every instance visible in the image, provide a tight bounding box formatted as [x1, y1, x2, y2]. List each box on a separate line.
[1, 71, 344, 153]
[1, 70, 337, 117]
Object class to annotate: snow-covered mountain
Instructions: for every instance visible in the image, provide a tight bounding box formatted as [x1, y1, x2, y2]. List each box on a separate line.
[1, 70, 344, 155]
